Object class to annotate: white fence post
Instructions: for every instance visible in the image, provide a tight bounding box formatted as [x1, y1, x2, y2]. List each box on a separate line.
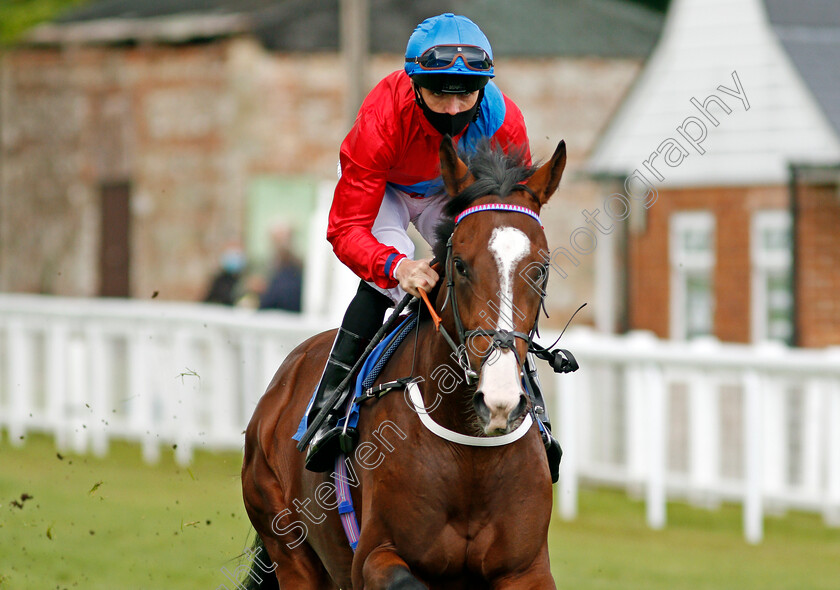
[46, 322, 69, 451]
[87, 324, 109, 457]
[688, 374, 719, 507]
[625, 362, 647, 493]
[209, 328, 238, 448]
[239, 332, 261, 433]
[557, 362, 581, 521]
[688, 337, 720, 508]
[801, 378, 823, 502]
[758, 343, 787, 512]
[173, 328, 196, 465]
[6, 318, 30, 446]
[825, 348, 840, 526]
[743, 369, 764, 543]
[129, 328, 159, 464]
[624, 331, 657, 495]
[68, 337, 89, 455]
[646, 363, 667, 530]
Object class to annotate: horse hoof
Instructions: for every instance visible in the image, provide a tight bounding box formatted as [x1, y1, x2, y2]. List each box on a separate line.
[385, 568, 426, 589]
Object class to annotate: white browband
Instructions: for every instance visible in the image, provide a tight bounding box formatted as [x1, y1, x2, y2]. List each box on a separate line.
[406, 382, 534, 447]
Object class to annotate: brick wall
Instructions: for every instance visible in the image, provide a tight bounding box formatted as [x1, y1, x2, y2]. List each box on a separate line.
[796, 182, 840, 347]
[496, 57, 642, 325]
[628, 185, 788, 343]
[0, 39, 347, 300]
[628, 190, 670, 338]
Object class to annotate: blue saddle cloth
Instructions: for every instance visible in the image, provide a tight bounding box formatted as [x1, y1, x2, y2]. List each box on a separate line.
[292, 314, 418, 442]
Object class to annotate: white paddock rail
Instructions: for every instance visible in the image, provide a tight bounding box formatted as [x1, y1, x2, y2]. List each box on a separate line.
[0, 294, 331, 464]
[1, 295, 839, 542]
[554, 330, 840, 543]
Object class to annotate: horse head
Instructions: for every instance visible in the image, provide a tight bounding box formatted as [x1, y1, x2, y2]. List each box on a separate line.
[433, 136, 566, 436]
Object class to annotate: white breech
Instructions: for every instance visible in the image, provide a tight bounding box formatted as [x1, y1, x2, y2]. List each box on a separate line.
[368, 185, 449, 303]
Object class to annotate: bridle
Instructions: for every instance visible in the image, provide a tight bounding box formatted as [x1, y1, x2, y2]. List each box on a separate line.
[358, 194, 579, 451]
[437, 197, 550, 384]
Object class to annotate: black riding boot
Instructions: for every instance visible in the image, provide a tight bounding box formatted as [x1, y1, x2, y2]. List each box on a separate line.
[304, 281, 392, 472]
[524, 354, 563, 484]
[304, 327, 370, 472]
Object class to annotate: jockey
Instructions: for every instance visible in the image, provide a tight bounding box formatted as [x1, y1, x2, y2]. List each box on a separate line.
[305, 13, 562, 479]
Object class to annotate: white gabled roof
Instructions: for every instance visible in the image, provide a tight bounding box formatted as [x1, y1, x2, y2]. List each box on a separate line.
[587, 0, 840, 187]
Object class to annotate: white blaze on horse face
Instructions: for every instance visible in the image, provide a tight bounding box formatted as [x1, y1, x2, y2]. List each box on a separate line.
[477, 226, 530, 434]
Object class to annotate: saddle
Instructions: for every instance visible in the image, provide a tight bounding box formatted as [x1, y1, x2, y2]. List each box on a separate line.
[292, 312, 418, 450]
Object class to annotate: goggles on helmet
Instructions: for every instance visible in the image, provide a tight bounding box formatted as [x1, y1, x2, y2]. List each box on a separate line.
[405, 45, 493, 72]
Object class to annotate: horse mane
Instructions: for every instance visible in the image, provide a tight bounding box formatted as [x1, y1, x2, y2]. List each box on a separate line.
[432, 140, 536, 264]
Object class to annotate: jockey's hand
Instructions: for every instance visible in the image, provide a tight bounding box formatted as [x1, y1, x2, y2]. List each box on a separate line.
[394, 258, 439, 298]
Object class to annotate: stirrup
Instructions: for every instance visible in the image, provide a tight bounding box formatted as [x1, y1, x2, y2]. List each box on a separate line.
[305, 421, 356, 472]
[544, 431, 562, 484]
[305, 397, 360, 472]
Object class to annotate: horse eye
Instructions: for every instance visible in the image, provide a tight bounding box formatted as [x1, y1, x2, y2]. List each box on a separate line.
[531, 264, 548, 283]
[454, 259, 468, 277]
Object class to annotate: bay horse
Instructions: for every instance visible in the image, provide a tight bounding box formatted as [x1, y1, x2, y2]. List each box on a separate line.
[241, 136, 567, 589]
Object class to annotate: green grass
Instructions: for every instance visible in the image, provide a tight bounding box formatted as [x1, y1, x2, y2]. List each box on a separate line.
[548, 488, 840, 589]
[0, 432, 252, 589]
[2, 432, 839, 589]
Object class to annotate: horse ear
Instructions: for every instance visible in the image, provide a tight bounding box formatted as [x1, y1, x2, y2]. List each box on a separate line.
[439, 135, 474, 197]
[526, 140, 567, 206]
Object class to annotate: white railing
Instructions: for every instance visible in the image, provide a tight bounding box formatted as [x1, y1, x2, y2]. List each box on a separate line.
[1, 294, 839, 542]
[554, 330, 840, 542]
[0, 294, 331, 464]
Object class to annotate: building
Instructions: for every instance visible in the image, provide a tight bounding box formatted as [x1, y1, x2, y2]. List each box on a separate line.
[587, 0, 840, 347]
[0, 0, 664, 325]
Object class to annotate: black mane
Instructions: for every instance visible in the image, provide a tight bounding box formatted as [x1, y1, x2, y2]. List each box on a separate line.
[432, 140, 535, 264]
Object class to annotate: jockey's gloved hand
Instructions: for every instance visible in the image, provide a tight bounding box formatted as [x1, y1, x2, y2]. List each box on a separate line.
[394, 257, 439, 298]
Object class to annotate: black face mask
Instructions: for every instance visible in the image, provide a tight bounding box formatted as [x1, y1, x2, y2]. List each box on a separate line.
[415, 87, 484, 137]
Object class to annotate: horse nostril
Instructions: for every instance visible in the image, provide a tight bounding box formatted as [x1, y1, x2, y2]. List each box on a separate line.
[473, 392, 490, 423]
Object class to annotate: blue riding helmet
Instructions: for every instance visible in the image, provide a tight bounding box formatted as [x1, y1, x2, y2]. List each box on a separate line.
[404, 13, 495, 79]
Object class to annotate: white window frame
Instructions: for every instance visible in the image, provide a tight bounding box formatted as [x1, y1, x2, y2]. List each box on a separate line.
[669, 211, 716, 340]
[750, 210, 793, 344]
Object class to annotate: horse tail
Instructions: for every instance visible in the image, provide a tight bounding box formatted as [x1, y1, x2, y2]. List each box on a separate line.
[242, 534, 279, 590]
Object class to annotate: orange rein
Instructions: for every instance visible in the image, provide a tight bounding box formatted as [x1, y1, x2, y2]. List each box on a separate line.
[418, 261, 442, 331]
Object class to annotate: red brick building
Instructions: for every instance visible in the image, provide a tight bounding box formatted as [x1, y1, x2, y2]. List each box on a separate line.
[587, 0, 840, 347]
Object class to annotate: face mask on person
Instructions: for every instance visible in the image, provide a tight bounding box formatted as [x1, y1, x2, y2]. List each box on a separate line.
[413, 83, 485, 137]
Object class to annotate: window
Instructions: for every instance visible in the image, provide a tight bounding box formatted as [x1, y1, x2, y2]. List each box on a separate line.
[246, 176, 317, 270]
[751, 211, 793, 344]
[670, 212, 715, 340]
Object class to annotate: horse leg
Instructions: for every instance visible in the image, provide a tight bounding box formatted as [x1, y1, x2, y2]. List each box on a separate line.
[356, 546, 427, 589]
[490, 572, 556, 590]
[489, 546, 556, 590]
[258, 532, 336, 589]
[243, 467, 337, 589]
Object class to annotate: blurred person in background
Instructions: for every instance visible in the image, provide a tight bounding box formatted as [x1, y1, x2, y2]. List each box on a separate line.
[203, 244, 246, 306]
[258, 221, 303, 312]
[303, 13, 561, 480]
